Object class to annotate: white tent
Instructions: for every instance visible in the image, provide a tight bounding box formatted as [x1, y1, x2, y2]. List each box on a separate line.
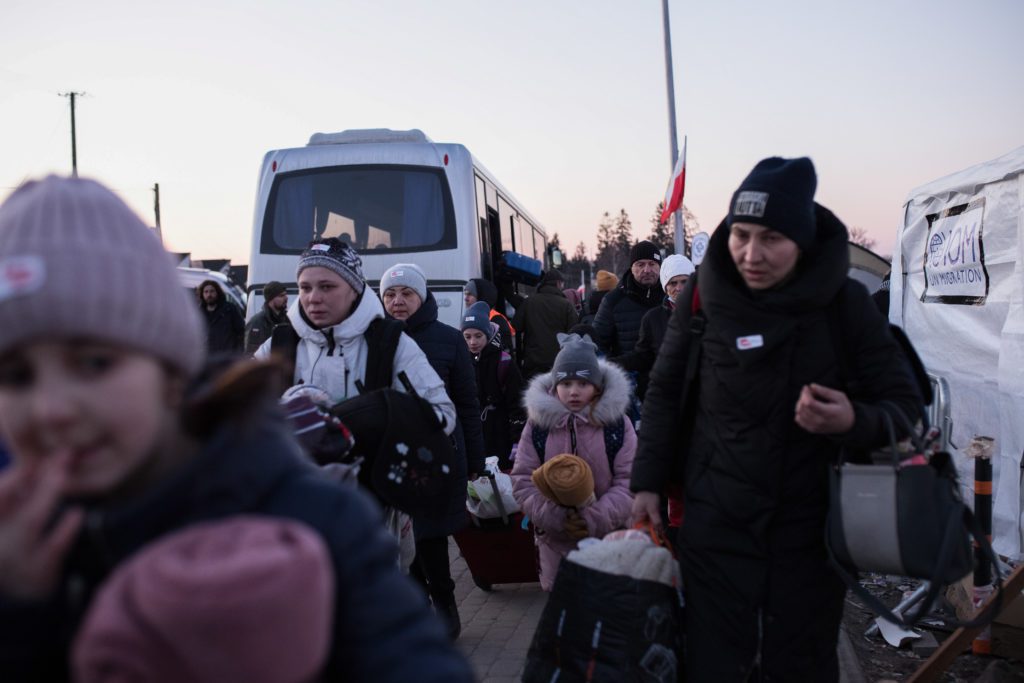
[891, 146, 1024, 557]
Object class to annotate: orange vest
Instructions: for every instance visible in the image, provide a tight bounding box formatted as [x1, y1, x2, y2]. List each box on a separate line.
[490, 309, 515, 336]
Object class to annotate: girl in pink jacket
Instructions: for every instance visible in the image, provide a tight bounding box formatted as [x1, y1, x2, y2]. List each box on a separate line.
[511, 334, 637, 590]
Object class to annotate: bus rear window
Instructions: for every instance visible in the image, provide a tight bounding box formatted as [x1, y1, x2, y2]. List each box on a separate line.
[261, 165, 456, 254]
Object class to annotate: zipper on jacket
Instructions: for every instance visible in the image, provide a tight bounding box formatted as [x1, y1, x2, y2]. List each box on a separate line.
[748, 607, 765, 682]
[321, 328, 336, 356]
[569, 416, 578, 455]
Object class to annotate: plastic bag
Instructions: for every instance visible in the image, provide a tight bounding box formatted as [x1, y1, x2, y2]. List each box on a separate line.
[384, 506, 416, 574]
[466, 458, 520, 519]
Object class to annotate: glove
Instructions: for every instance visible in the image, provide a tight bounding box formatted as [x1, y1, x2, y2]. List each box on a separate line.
[563, 510, 589, 540]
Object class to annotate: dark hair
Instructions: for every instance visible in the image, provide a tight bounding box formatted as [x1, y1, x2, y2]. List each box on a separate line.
[197, 279, 224, 305]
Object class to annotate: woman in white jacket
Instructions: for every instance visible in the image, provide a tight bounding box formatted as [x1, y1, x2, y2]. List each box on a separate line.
[255, 238, 455, 433]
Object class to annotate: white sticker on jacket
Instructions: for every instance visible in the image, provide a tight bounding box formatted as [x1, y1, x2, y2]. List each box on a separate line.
[736, 334, 764, 350]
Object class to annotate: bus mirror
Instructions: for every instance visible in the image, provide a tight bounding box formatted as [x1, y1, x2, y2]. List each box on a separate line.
[550, 247, 564, 268]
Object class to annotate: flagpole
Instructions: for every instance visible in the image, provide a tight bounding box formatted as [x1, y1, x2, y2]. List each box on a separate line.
[661, 0, 686, 255]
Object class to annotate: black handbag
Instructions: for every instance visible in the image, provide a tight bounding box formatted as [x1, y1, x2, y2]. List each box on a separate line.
[825, 409, 1003, 628]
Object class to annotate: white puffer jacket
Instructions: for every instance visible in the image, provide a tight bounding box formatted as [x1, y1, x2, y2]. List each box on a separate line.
[256, 292, 456, 434]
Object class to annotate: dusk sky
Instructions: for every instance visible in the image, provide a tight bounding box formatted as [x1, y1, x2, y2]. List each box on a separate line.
[2, 0, 1021, 264]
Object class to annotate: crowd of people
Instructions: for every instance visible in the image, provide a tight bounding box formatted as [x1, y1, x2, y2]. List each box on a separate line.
[0, 155, 923, 681]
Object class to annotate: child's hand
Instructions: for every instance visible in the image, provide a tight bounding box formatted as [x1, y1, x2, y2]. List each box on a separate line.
[0, 453, 83, 600]
[563, 509, 589, 540]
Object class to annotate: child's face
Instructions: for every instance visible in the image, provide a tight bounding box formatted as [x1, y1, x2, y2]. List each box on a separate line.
[556, 378, 598, 412]
[0, 341, 180, 499]
[463, 329, 487, 355]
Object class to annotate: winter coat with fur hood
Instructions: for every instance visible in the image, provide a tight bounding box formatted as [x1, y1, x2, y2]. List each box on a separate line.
[255, 291, 456, 434]
[511, 359, 636, 590]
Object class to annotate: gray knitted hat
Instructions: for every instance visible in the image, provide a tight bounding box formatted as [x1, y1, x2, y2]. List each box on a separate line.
[461, 301, 493, 337]
[379, 263, 427, 303]
[0, 176, 205, 376]
[297, 238, 365, 294]
[551, 333, 603, 389]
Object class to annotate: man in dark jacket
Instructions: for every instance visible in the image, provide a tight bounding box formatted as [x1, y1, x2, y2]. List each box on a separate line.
[611, 253, 694, 400]
[630, 157, 922, 682]
[593, 241, 665, 357]
[464, 278, 514, 352]
[381, 264, 484, 640]
[244, 280, 289, 355]
[198, 279, 244, 354]
[510, 269, 578, 378]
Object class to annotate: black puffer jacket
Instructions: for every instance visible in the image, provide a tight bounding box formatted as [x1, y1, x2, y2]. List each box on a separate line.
[631, 205, 922, 681]
[510, 281, 578, 378]
[0, 417, 473, 682]
[402, 292, 486, 538]
[592, 271, 664, 356]
[610, 299, 672, 400]
[471, 330, 526, 469]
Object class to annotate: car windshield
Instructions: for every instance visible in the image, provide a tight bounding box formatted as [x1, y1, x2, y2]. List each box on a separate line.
[261, 165, 456, 254]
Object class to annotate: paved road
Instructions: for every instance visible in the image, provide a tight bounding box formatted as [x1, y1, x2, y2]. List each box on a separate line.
[448, 539, 865, 683]
[450, 540, 545, 682]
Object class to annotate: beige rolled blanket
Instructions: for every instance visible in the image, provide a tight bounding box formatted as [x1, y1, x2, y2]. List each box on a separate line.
[531, 454, 595, 508]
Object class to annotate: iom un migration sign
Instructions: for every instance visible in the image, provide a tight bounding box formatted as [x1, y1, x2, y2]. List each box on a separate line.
[921, 197, 989, 305]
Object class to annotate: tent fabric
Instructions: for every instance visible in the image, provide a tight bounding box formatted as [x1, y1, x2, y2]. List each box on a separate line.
[891, 146, 1024, 556]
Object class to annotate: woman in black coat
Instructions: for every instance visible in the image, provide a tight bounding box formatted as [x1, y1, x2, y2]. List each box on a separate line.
[381, 265, 485, 640]
[630, 158, 922, 682]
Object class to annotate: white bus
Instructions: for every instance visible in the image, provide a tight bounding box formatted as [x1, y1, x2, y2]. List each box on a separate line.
[246, 128, 554, 328]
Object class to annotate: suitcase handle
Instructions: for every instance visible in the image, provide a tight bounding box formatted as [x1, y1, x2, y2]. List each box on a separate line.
[483, 472, 510, 525]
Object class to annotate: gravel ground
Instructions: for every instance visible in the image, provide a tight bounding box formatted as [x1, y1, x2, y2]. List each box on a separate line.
[841, 572, 1024, 682]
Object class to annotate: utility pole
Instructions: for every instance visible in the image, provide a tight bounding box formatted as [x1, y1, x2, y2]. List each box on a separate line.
[153, 183, 162, 243]
[59, 92, 85, 177]
[661, 0, 685, 254]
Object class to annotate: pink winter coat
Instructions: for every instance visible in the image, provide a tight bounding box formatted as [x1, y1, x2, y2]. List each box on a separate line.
[511, 359, 637, 590]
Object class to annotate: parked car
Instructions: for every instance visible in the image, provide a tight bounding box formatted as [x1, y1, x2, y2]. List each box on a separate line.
[178, 267, 247, 312]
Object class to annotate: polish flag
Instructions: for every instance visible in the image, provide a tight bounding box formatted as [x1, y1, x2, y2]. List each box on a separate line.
[659, 138, 687, 225]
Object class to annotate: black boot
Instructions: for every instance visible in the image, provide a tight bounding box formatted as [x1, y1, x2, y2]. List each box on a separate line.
[434, 597, 462, 640]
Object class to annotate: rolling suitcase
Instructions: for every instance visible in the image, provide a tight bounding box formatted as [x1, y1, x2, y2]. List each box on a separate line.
[453, 472, 540, 591]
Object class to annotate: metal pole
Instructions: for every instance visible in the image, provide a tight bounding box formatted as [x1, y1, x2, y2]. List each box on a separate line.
[661, 0, 685, 254]
[70, 93, 77, 177]
[59, 92, 84, 177]
[153, 183, 162, 243]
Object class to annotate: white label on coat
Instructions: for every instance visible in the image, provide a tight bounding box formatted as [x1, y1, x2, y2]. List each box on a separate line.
[736, 334, 764, 350]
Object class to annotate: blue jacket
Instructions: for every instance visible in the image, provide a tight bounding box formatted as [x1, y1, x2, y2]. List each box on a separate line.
[0, 415, 473, 682]
[402, 292, 486, 538]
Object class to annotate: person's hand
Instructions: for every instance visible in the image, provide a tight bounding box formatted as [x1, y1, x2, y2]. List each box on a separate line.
[794, 383, 855, 434]
[0, 453, 83, 600]
[563, 509, 589, 540]
[629, 491, 663, 531]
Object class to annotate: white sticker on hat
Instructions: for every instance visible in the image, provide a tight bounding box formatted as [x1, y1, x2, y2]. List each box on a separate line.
[465, 316, 476, 321]
[0, 256, 45, 302]
[736, 334, 764, 351]
[311, 244, 331, 252]
[392, 270, 404, 277]
[734, 191, 769, 218]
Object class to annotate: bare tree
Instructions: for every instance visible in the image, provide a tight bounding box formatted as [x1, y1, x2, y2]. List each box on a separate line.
[848, 226, 877, 250]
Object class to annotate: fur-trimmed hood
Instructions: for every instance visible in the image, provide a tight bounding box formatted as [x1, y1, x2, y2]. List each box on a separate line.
[523, 359, 632, 429]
